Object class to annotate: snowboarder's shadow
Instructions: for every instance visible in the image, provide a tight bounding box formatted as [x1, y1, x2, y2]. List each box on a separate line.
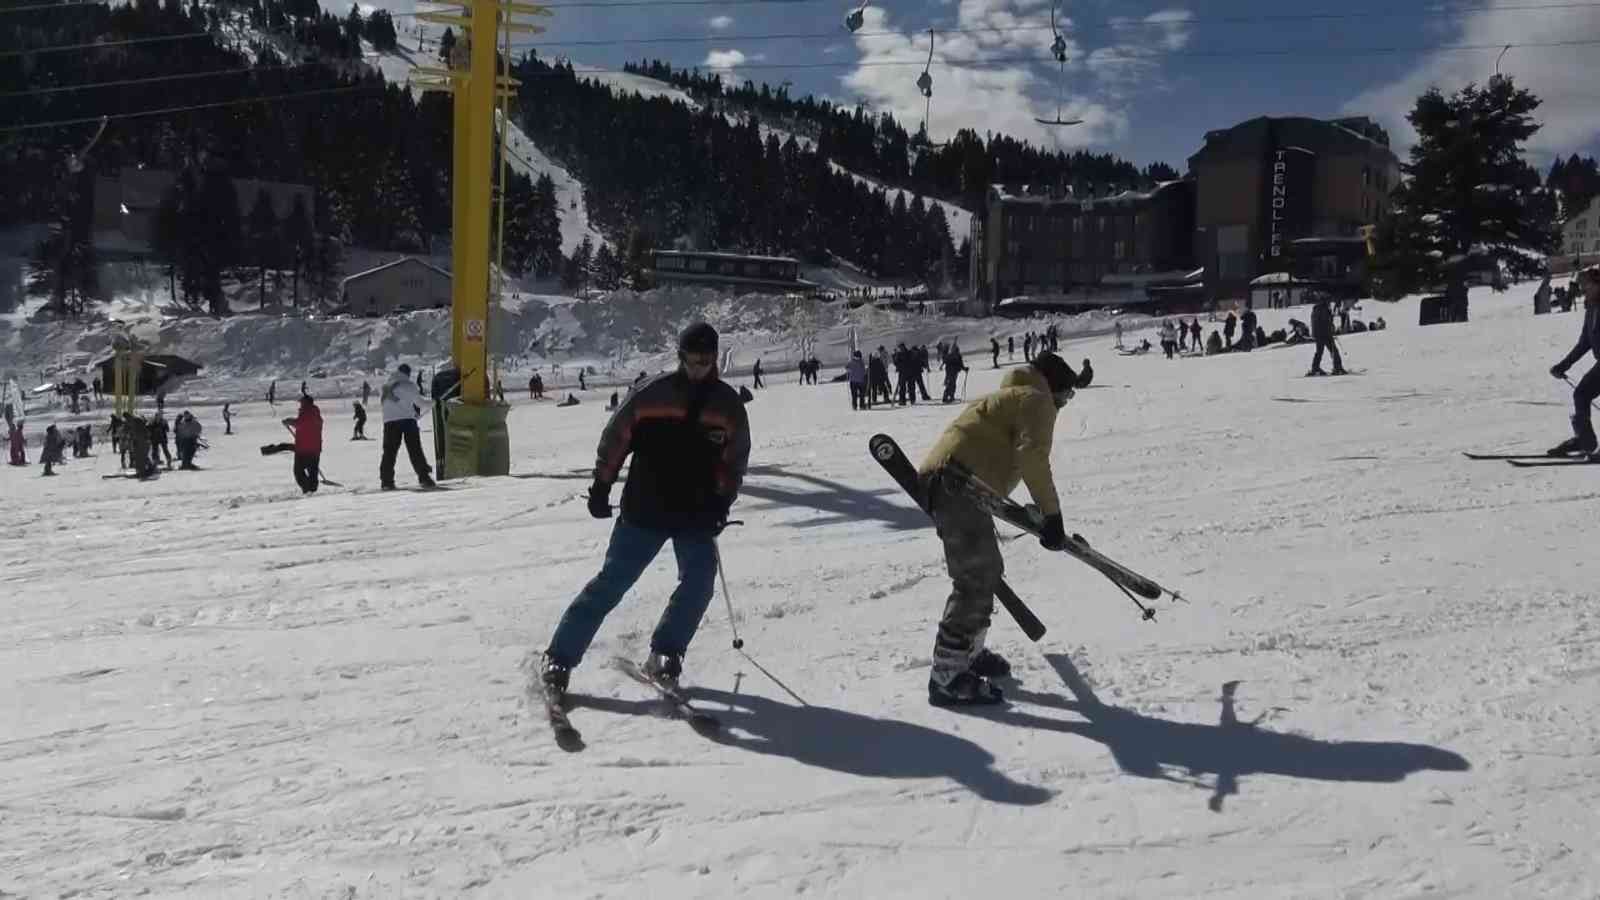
[738, 464, 928, 532]
[578, 689, 1053, 806]
[987, 653, 1469, 812]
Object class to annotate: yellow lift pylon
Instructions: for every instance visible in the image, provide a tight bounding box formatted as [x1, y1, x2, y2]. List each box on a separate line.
[413, 0, 551, 477]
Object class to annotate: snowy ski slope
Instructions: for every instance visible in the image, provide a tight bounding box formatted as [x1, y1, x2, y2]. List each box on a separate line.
[4, 282, 1599, 897]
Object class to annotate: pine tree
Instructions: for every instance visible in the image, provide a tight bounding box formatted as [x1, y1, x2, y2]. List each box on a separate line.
[530, 173, 562, 278]
[152, 187, 182, 305]
[1373, 76, 1560, 315]
[280, 193, 314, 308]
[499, 172, 536, 276]
[197, 172, 241, 315]
[311, 189, 345, 305]
[592, 243, 623, 290]
[246, 188, 280, 309]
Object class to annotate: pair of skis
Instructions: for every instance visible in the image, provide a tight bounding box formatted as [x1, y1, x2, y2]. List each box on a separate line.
[1462, 451, 1600, 468]
[539, 656, 721, 750]
[869, 433, 1181, 629]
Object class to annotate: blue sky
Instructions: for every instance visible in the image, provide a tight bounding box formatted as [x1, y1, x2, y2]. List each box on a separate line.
[382, 0, 1600, 172]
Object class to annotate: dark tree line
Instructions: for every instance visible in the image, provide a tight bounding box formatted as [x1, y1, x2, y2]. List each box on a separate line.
[623, 58, 1179, 213]
[1548, 154, 1600, 223]
[3, 0, 451, 314]
[518, 53, 966, 284]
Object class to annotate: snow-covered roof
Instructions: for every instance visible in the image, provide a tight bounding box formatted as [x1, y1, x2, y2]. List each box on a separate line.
[656, 250, 800, 265]
[340, 257, 452, 287]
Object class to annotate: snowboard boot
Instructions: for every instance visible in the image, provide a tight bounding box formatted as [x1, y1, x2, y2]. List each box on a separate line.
[418, 474, 437, 489]
[970, 647, 1012, 680]
[539, 654, 570, 701]
[1306, 368, 1326, 377]
[642, 651, 683, 688]
[928, 670, 1005, 707]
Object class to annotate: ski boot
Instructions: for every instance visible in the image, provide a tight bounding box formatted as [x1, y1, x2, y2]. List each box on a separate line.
[540, 654, 571, 701]
[928, 670, 1005, 707]
[1306, 368, 1326, 377]
[642, 651, 683, 689]
[970, 647, 1012, 680]
[1547, 435, 1596, 457]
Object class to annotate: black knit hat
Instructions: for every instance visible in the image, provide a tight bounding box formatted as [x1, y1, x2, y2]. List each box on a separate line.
[678, 321, 719, 354]
[1031, 351, 1078, 393]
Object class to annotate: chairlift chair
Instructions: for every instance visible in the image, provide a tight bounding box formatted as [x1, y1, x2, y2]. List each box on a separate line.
[913, 29, 948, 149]
[1034, 3, 1082, 127]
[844, 2, 866, 33]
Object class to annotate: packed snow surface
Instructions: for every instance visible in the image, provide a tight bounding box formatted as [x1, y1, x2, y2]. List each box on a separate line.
[5, 284, 1600, 897]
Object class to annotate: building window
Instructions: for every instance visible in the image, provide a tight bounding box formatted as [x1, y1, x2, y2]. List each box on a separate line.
[1113, 240, 1126, 260]
[1577, 218, 1589, 233]
[1097, 217, 1106, 233]
[1362, 165, 1371, 187]
[1072, 217, 1084, 235]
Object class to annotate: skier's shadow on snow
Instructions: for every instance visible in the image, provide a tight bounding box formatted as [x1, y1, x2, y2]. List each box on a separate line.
[580, 689, 1052, 806]
[738, 464, 928, 531]
[989, 653, 1469, 812]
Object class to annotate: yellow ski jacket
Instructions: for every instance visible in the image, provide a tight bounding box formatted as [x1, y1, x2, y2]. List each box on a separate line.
[918, 366, 1061, 515]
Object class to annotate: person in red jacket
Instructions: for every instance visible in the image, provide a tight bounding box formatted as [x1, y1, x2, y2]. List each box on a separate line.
[283, 395, 324, 493]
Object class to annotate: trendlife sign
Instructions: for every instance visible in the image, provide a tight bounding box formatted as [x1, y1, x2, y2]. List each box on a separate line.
[1264, 145, 1316, 267]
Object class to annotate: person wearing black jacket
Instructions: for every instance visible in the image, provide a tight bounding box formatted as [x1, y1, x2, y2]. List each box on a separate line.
[1549, 265, 1600, 457]
[539, 322, 751, 699]
[1307, 297, 1347, 376]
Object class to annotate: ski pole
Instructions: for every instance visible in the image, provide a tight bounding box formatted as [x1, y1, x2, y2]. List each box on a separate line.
[1562, 375, 1600, 412]
[712, 530, 744, 649]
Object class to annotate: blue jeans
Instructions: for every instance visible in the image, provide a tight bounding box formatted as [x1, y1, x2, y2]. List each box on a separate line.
[546, 519, 718, 668]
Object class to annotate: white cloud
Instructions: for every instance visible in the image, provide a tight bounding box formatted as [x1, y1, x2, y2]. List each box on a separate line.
[708, 14, 733, 30]
[704, 49, 747, 71]
[840, 2, 1192, 149]
[1342, 6, 1600, 158]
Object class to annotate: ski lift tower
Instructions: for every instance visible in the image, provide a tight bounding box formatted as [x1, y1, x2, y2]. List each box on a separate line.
[412, 0, 550, 477]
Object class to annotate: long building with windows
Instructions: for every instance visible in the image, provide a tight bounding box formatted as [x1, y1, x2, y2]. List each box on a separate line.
[976, 178, 1196, 310]
[972, 114, 1400, 312]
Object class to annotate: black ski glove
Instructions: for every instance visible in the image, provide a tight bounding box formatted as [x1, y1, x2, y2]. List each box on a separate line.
[587, 480, 613, 519]
[1039, 513, 1067, 551]
[711, 498, 733, 535]
[1551, 363, 1569, 380]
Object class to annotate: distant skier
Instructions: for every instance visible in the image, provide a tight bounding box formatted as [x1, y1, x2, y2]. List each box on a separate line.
[362, 380, 373, 407]
[1076, 358, 1094, 388]
[941, 341, 966, 403]
[917, 351, 1079, 705]
[267, 381, 277, 407]
[538, 322, 750, 700]
[283, 395, 323, 494]
[752, 358, 764, 390]
[991, 338, 1000, 369]
[846, 350, 868, 410]
[173, 411, 203, 469]
[148, 412, 172, 469]
[222, 402, 233, 435]
[579, 370, 587, 392]
[1224, 312, 1237, 350]
[1548, 264, 1600, 457]
[352, 400, 368, 440]
[1307, 297, 1346, 376]
[40, 425, 64, 476]
[1008, 336, 1015, 359]
[1113, 321, 1123, 350]
[379, 364, 436, 490]
[1239, 307, 1258, 351]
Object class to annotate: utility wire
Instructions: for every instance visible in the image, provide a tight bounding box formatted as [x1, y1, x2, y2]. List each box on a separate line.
[0, 83, 381, 132]
[0, 61, 326, 99]
[505, 1, 1600, 47]
[11, 32, 1598, 102]
[0, 32, 213, 57]
[509, 36, 1600, 72]
[11, 1, 1600, 56]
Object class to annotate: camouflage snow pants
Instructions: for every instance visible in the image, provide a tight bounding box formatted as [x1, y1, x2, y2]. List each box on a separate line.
[923, 472, 1003, 685]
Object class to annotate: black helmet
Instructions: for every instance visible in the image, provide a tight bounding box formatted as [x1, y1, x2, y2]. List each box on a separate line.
[1031, 351, 1077, 394]
[678, 321, 719, 354]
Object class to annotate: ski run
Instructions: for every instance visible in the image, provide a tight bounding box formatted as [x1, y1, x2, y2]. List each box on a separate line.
[5, 281, 1600, 897]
